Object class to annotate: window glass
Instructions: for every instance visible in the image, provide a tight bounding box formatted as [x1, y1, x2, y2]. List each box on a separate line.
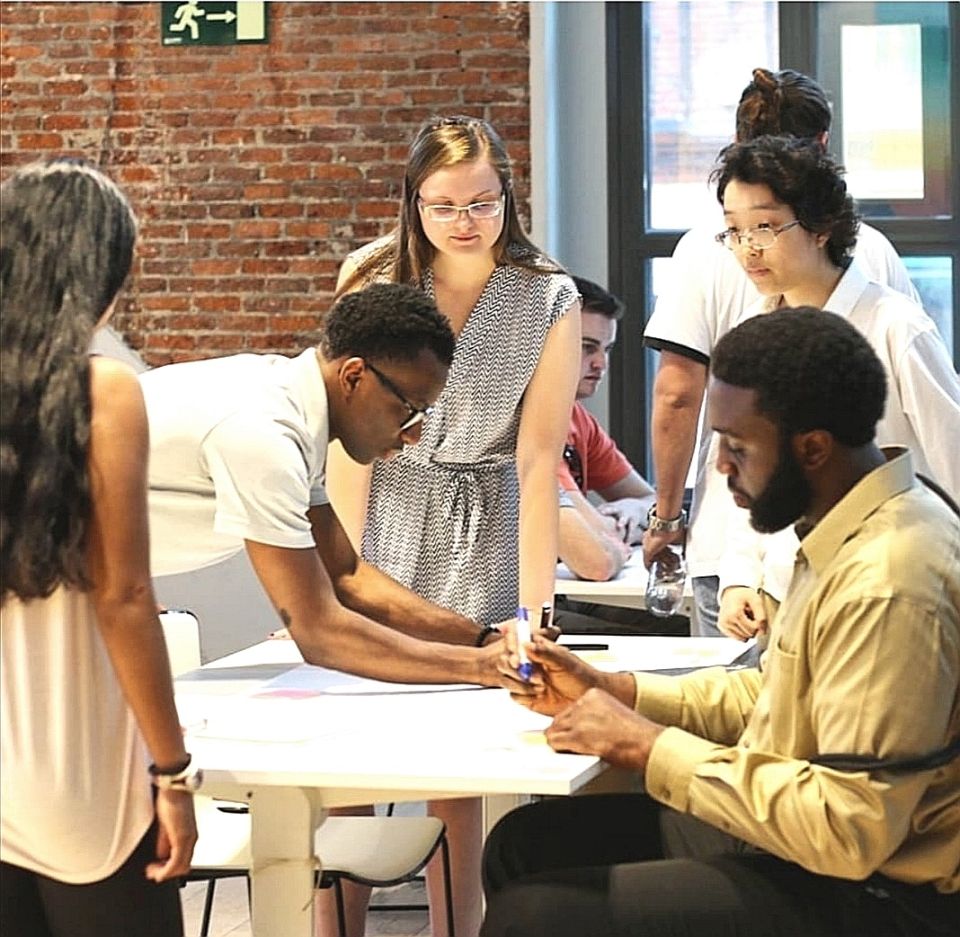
[841, 24, 924, 200]
[903, 256, 954, 357]
[646, 0, 778, 231]
[818, 2, 952, 219]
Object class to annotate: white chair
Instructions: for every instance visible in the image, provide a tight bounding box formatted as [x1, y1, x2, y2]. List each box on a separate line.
[158, 610, 455, 937]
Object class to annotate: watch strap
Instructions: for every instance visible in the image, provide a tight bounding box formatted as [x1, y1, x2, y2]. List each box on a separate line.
[646, 504, 687, 533]
[150, 754, 203, 792]
[475, 624, 501, 647]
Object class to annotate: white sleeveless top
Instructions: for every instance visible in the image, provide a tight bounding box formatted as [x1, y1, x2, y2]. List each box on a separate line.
[1, 587, 154, 883]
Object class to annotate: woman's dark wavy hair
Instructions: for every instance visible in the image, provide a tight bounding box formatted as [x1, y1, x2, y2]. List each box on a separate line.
[711, 307, 887, 446]
[736, 67, 832, 142]
[337, 115, 563, 295]
[1, 158, 137, 602]
[711, 135, 859, 268]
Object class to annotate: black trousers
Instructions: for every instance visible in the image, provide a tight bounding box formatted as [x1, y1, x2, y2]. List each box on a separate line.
[481, 794, 959, 937]
[1, 821, 183, 937]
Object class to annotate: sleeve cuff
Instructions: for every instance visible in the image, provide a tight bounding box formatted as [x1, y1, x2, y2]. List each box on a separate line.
[645, 726, 729, 813]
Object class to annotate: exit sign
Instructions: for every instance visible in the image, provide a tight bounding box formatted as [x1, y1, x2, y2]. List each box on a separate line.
[161, 2, 268, 46]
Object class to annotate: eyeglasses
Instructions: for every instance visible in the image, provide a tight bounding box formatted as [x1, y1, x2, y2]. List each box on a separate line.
[562, 443, 585, 492]
[715, 220, 803, 251]
[366, 361, 434, 432]
[417, 195, 504, 223]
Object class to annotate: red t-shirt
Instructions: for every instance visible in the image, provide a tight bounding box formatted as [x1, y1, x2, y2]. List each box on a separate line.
[557, 403, 632, 495]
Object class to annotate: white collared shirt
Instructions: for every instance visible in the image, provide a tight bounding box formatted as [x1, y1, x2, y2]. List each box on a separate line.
[645, 222, 921, 577]
[717, 262, 960, 599]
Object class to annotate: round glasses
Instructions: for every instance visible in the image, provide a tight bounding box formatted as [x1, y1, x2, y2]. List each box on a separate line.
[366, 361, 434, 432]
[715, 220, 802, 251]
[417, 195, 504, 223]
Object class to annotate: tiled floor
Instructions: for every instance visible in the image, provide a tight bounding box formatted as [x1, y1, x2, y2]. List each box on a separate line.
[180, 877, 432, 937]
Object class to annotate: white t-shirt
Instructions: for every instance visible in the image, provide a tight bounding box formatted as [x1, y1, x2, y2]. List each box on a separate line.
[716, 262, 960, 600]
[1, 587, 153, 882]
[644, 222, 921, 578]
[142, 349, 330, 577]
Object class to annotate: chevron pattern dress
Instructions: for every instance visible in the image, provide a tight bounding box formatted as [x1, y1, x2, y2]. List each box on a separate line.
[361, 262, 578, 624]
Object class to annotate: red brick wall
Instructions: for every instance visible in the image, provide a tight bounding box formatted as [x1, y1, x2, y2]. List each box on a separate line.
[1, 1, 531, 364]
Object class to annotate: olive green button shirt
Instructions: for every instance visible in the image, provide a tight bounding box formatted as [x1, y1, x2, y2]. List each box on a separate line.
[637, 449, 960, 892]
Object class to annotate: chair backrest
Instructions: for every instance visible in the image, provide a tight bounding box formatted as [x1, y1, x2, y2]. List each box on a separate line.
[159, 608, 202, 677]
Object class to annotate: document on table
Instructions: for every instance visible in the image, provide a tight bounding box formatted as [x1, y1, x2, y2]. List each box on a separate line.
[256, 664, 487, 696]
[564, 636, 757, 673]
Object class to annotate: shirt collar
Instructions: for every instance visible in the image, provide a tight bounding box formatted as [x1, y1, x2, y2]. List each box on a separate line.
[756, 260, 870, 318]
[291, 347, 330, 447]
[821, 260, 869, 318]
[800, 447, 915, 576]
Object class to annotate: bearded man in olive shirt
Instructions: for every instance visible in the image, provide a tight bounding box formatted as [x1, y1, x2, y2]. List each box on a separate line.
[482, 309, 959, 937]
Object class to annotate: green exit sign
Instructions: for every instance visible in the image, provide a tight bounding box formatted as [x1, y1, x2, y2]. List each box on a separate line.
[161, 1, 268, 46]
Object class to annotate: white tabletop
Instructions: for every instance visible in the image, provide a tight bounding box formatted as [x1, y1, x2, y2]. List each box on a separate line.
[176, 639, 605, 803]
[176, 634, 747, 935]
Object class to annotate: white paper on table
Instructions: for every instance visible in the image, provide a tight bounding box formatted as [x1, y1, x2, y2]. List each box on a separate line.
[568, 636, 756, 673]
[258, 663, 487, 696]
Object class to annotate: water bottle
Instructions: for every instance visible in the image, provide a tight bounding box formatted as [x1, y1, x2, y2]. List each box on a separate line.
[645, 543, 687, 617]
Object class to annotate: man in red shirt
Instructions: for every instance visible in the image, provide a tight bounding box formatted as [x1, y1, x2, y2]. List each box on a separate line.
[556, 279, 685, 635]
[558, 277, 655, 582]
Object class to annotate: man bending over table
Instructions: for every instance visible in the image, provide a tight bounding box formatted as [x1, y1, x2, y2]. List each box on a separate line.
[142, 283, 504, 685]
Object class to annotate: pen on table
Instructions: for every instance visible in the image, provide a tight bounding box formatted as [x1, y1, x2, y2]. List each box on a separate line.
[515, 606, 533, 682]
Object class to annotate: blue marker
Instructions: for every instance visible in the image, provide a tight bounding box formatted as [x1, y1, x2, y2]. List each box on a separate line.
[515, 606, 533, 682]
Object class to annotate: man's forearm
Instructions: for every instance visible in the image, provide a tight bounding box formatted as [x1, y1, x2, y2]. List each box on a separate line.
[246, 539, 494, 684]
[295, 600, 493, 685]
[335, 558, 483, 643]
[559, 506, 627, 582]
[650, 355, 707, 517]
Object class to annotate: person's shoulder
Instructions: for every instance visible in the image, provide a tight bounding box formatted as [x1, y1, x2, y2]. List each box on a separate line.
[343, 235, 394, 276]
[861, 277, 938, 337]
[346, 234, 392, 262]
[855, 222, 898, 255]
[879, 483, 960, 595]
[89, 355, 147, 432]
[90, 354, 142, 403]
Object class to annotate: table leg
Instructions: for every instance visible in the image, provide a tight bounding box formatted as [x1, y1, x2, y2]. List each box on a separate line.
[248, 786, 327, 937]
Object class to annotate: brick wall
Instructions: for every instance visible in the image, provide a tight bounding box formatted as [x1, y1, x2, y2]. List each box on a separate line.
[1, 1, 531, 364]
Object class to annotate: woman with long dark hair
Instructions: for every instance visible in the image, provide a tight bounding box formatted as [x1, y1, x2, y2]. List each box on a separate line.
[1, 159, 197, 936]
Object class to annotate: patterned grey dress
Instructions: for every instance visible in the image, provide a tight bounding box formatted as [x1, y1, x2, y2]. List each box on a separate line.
[361, 262, 578, 624]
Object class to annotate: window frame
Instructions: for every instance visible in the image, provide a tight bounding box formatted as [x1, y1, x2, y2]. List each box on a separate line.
[606, 0, 959, 472]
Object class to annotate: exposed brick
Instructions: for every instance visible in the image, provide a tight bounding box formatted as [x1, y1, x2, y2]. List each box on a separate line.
[2, 0, 530, 364]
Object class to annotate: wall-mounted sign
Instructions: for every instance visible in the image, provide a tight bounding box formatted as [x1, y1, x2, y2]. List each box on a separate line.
[161, 1, 267, 46]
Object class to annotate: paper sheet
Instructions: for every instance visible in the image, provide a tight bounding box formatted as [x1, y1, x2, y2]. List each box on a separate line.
[562, 636, 756, 673]
[257, 663, 486, 696]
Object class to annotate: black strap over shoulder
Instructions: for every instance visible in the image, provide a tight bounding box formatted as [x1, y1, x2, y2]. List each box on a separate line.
[811, 736, 960, 774]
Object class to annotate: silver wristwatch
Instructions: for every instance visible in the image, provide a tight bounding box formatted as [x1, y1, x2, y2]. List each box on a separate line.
[149, 754, 204, 793]
[646, 504, 687, 533]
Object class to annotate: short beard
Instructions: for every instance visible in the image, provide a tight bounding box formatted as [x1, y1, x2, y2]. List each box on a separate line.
[749, 436, 812, 533]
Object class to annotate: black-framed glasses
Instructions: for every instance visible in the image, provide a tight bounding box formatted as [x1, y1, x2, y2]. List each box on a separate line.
[366, 362, 434, 432]
[417, 194, 504, 223]
[715, 220, 803, 251]
[562, 443, 585, 492]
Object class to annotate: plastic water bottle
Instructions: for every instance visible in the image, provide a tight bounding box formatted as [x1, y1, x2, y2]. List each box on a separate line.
[645, 544, 687, 617]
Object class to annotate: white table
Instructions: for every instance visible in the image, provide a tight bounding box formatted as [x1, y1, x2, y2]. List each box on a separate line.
[175, 640, 609, 937]
[555, 550, 694, 615]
